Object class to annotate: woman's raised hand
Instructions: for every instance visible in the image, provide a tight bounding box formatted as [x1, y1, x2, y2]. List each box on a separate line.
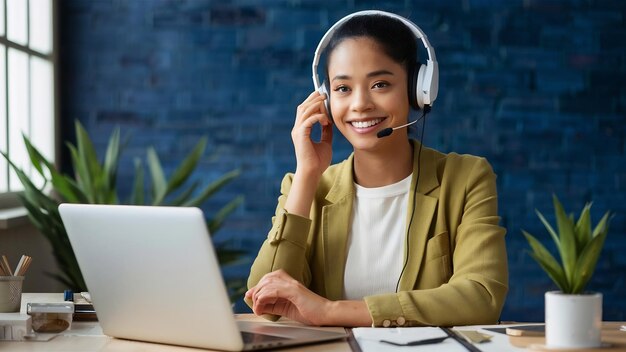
[291, 91, 333, 179]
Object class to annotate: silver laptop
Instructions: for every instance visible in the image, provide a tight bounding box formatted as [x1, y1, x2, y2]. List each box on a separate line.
[58, 204, 347, 351]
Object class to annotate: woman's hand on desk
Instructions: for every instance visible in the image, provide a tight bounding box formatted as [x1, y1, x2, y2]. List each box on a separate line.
[246, 269, 372, 327]
[246, 269, 328, 326]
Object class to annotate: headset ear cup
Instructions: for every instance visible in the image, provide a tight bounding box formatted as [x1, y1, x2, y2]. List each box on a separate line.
[408, 63, 422, 110]
[414, 63, 426, 109]
[319, 80, 333, 121]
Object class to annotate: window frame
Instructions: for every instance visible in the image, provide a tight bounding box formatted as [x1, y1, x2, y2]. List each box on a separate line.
[0, 0, 58, 216]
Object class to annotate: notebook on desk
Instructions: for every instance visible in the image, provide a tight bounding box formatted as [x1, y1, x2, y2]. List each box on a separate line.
[59, 204, 347, 351]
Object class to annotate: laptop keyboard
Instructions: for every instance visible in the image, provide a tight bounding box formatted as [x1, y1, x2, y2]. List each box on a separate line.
[241, 331, 289, 344]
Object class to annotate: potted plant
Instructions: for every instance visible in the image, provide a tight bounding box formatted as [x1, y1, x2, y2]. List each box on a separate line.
[523, 194, 611, 349]
[2, 121, 246, 300]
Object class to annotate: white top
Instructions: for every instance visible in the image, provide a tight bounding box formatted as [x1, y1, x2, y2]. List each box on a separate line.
[343, 174, 412, 300]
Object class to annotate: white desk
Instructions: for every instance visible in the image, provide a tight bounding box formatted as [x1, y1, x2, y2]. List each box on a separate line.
[2, 293, 625, 351]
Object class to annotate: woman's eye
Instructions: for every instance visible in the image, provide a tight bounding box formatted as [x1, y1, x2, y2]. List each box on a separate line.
[334, 86, 350, 93]
[372, 82, 389, 89]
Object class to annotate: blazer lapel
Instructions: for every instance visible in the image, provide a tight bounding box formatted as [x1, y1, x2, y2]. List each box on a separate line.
[322, 155, 355, 301]
[399, 141, 440, 291]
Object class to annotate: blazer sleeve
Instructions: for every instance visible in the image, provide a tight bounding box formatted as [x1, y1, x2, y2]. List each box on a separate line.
[364, 157, 509, 327]
[245, 173, 314, 318]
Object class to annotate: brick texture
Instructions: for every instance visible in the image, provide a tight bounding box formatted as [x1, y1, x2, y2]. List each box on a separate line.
[59, 0, 626, 320]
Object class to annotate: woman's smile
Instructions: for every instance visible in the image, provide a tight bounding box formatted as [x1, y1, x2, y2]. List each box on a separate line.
[348, 117, 387, 133]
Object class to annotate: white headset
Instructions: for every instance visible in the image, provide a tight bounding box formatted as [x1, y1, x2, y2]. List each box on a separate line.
[311, 10, 439, 111]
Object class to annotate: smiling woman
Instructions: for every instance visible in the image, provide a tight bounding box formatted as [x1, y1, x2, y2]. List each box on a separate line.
[326, 37, 411, 158]
[245, 10, 508, 328]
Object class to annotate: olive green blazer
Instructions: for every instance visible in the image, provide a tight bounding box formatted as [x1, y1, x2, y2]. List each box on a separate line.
[247, 140, 508, 327]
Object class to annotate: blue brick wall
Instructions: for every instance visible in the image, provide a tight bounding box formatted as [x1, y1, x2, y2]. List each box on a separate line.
[59, 0, 626, 320]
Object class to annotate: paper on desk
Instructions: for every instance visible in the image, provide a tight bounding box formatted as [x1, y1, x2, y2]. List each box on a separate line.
[353, 327, 468, 352]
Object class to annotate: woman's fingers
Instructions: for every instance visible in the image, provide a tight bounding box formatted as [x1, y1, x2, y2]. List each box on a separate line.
[261, 299, 292, 317]
[320, 121, 333, 144]
[297, 91, 325, 112]
[248, 270, 327, 326]
[245, 287, 257, 302]
[254, 298, 290, 317]
[252, 285, 285, 315]
[252, 294, 279, 315]
[301, 113, 331, 130]
[295, 93, 328, 125]
[249, 270, 297, 312]
[296, 100, 326, 126]
[247, 270, 284, 303]
[291, 114, 331, 144]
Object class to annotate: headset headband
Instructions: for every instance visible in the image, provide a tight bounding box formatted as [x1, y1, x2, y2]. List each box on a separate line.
[311, 10, 439, 107]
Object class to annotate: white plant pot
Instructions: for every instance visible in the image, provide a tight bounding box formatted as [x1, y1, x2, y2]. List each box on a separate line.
[545, 291, 602, 349]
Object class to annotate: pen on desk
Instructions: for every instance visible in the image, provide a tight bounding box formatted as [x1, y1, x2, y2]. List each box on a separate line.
[380, 336, 449, 346]
[442, 327, 483, 352]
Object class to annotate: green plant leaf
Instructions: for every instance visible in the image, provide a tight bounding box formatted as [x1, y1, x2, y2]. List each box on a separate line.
[527, 252, 570, 292]
[18, 195, 48, 230]
[523, 230, 570, 292]
[103, 127, 121, 181]
[592, 212, 611, 239]
[2, 150, 42, 200]
[22, 134, 47, 179]
[53, 175, 90, 204]
[67, 143, 95, 203]
[75, 121, 103, 193]
[571, 223, 609, 293]
[574, 203, 592, 255]
[147, 147, 167, 205]
[208, 195, 244, 234]
[34, 156, 82, 203]
[165, 137, 207, 194]
[168, 181, 200, 206]
[129, 157, 145, 205]
[183, 169, 241, 207]
[535, 209, 560, 253]
[21, 138, 90, 203]
[102, 127, 121, 203]
[3, 155, 57, 212]
[568, 210, 612, 293]
[552, 194, 576, 286]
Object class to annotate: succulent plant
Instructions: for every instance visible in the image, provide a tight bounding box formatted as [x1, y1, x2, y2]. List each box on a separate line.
[523, 195, 611, 294]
